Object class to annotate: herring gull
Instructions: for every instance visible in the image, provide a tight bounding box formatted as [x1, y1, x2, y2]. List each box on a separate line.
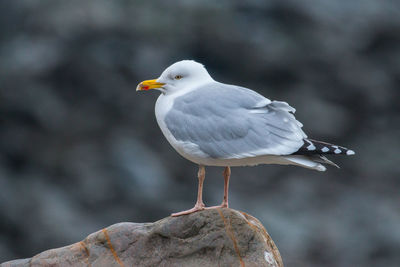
[137, 60, 354, 216]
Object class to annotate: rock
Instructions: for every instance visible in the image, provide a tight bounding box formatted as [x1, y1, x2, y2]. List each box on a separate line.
[1, 208, 283, 267]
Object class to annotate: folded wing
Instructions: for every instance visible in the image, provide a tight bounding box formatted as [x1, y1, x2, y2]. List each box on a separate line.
[164, 83, 307, 159]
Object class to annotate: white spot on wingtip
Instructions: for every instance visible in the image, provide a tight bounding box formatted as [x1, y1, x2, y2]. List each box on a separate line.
[306, 140, 316, 151]
[307, 145, 316, 151]
[346, 150, 355, 155]
[334, 148, 341, 154]
[321, 147, 329, 152]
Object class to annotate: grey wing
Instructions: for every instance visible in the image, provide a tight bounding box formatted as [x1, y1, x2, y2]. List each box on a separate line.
[164, 83, 307, 159]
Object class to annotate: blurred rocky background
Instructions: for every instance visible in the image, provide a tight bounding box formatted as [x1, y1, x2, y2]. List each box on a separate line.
[0, 0, 399, 266]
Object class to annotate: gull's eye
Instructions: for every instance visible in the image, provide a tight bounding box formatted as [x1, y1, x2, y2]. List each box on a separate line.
[174, 75, 183, 80]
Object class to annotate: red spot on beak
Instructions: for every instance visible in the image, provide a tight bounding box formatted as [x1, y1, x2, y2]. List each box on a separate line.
[142, 86, 149, 90]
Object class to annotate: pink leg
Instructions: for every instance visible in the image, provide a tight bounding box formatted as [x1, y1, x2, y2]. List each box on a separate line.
[221, 166, 231, 208]
[171, 165, 206, 217]
[206, 166, 231, 209]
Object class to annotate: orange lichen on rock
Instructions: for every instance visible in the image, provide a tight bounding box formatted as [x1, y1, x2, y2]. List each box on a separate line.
[2, 209, 283, 267]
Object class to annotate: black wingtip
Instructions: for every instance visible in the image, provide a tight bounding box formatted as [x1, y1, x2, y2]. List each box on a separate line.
[293, 139, 355, 156]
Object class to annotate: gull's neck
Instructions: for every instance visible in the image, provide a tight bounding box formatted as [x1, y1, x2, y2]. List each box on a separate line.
[163, 79, 214, 97]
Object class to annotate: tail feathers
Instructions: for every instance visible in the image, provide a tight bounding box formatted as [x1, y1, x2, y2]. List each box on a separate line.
[311, 155, 340, 168]
[294, 139, 355, 156]
[284, 154, 339, 171]
[284, 155, 327, 171]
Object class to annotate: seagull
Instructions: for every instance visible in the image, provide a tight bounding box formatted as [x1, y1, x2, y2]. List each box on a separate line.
[136, 60, 354, 216]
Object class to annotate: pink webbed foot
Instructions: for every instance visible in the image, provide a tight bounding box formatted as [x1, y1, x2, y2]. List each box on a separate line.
[171, 204, 205, 217]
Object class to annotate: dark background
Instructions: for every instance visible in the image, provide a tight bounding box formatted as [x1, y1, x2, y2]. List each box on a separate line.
[1, 0, 399, 266]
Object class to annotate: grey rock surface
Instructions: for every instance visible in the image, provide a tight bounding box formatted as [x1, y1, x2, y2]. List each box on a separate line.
[1, 209, 283, 267]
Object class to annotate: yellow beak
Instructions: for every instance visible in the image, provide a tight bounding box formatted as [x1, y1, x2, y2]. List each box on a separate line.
[136, 79, 165, 91]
